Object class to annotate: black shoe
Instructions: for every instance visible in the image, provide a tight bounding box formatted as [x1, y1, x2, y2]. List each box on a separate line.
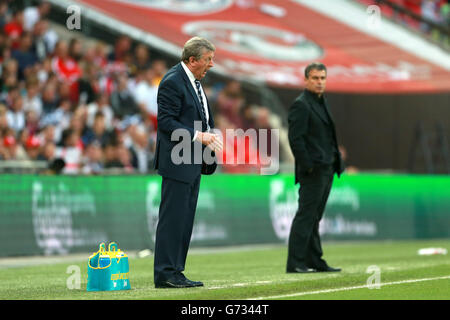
[316, 266, 341, 272]
[286, 266, 316, 273]
[155, 277, 196, 288]
[178, 273, 204, 287]
[186, 279, 204, 287]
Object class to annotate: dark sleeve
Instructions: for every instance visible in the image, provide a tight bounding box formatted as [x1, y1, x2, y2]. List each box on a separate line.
[157, 77, 195, 139]
[109, 93, 122, 118]
[288, 99, 313, 171]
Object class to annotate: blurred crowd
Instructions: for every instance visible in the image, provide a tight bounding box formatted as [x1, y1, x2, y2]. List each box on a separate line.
[0, 1, 288, 175]
[371, 0, 450, 30]
[418, 0, 450, 31]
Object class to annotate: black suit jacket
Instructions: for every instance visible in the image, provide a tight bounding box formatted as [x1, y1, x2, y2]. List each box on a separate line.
[153, 63, 216, 183]
[288, 89, 344, 184]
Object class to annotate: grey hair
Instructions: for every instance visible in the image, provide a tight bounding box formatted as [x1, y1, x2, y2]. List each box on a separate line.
[304, 62, 327, 78]
[181, 36, 215, 62]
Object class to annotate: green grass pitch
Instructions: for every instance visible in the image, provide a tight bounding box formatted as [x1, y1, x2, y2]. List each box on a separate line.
[0, 239, 449, 300]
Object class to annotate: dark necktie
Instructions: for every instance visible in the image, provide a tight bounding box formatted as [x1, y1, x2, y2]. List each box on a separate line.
[194, 79, 209, 129]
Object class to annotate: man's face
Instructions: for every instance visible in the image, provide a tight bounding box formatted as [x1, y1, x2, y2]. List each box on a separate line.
[189, 50, 214, 80]
[305, 69, 327, 96]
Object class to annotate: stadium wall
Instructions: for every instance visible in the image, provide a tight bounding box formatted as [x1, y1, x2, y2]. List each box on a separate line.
[274, 88, 450, 173]
[1, 174, 449, 257]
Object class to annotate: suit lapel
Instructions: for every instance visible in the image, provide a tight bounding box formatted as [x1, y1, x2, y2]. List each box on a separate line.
[322, 97, 336, 127]
[305, 92, 329, 124]
[178, 63, 207, 124]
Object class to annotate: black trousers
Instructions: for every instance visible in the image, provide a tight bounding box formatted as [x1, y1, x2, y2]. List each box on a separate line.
[153, 175, 201, 284]
[287, 165, 334, 270]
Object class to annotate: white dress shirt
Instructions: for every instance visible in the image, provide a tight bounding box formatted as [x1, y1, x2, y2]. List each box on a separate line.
[181, 61, 210, 141]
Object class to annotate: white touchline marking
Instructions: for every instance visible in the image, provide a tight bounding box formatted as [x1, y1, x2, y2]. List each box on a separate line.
[248, 275, 450, 300]
[208, 282, 257, 290]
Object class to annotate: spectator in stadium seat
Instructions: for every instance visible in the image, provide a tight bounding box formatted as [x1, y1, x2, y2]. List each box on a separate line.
[37, 124, 56, 146]
[6, 94, 25, 132]
[0, 44, 11, 66]
[151, 59, 168, 87]
[23, 1, 51, 32]
[62, 108, 87, 152]
[55, 128, 82, 174]
[0, 59, 19, 100]
[31, 20, 58, 60]
[240, 103, 257, 131]
[93, 42, 109, 70]
[129, 43, 151, 77]
[0, 136, 7, 160]
[31, 20, 48, 61]
[75, 63, 100, 105]
[23, 79, 43, 118]
[110, 71, 141, 121]
[214, 113, 260, 174]
[128, 124, 152, 173]
[1, 128, 20, 160]
[81, 140, 104, 175]
[3, 8, 24, 49]
[108, 35, 132, 63]
[240, 103, 292, 163]
[0, 102, 7, 130]
[24, 109, 39, 136]
[0, 1, 9, 30]
[1, 57, 18, 79]
[0, 104, 8, 157]
[116, 143, 134, 173]
[57, 80, 72, 102]
[86, 92, 114, 130]
[0, 73, 18, 102]
[37, 140, 56, 163]
[40, 98, 72, 137]
[68, 37, 83, 63]
[82, 111, 114, 148]
[40, 82, 59, 115]
[286, 62, 344, 274]
[24, 134, 41, 160]
[35, 57, 52, 85]
[421, 0, 442, 32]
[51, 40, 82, 84]
[103, 142, 122, 169]
[11, 32, 38, 80]
[134, 66, 158, 130]
[215, 79, 246, 129]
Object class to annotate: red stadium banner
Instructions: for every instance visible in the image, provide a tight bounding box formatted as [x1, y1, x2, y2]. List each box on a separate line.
[77, 0, 450, 93]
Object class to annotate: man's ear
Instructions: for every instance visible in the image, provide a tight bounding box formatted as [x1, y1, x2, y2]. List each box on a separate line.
[189, 56, 197, 65]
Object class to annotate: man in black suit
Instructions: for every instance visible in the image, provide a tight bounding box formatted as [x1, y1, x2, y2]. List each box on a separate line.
[286, 62, 345, 274]
[153, 37, 222, 288]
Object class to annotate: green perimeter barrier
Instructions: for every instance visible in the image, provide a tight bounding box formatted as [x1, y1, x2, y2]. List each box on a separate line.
[0, 174, 449, 257]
